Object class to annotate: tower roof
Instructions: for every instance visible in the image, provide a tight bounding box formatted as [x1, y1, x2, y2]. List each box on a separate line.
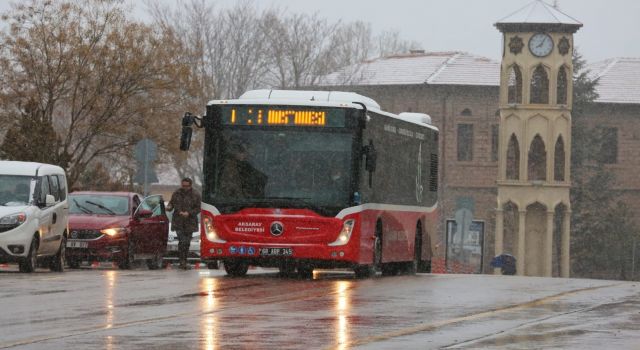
[495, 0, 582, 33]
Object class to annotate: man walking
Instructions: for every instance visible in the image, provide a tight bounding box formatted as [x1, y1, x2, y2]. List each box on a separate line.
[166, 178, 201, 269]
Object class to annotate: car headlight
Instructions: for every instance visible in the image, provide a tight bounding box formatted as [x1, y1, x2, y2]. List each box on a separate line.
[100, 227, 128, 237]
[329, 219, 355, 246]
[0, 212, 27, 229]
[202, 215, 225, 243]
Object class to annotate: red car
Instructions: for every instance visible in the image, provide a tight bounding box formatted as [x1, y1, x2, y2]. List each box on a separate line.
[65, 192, 169, 269]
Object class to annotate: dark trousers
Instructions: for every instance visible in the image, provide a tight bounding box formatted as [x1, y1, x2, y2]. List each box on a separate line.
[176, 231, 191, 265]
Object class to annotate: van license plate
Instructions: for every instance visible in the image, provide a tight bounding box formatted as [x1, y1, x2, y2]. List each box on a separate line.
[259, 248, 293, 256]
[67, 240, 88, 248]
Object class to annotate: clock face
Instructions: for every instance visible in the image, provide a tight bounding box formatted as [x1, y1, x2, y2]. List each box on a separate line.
[528, 33, 553, 57]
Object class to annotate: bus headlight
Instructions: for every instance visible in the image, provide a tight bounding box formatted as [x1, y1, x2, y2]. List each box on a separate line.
[203, 215, 226, 243]
[329, 219, 355, 246]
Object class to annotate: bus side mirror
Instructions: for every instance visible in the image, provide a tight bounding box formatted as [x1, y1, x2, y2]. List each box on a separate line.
[180, 125, 192, 151]
[363, 141, 377, 172]
[180, 113, 195, 151]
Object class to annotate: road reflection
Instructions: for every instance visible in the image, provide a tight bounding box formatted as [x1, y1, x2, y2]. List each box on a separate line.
[335, 280, 352, 350]
[200, 277, 219, 350]
[105, 270, 116, 350]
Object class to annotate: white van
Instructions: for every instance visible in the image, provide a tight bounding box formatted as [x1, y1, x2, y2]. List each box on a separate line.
[0, 161, 69, 272]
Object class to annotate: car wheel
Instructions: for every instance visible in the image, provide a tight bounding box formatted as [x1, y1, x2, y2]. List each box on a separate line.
[68, 258, 81, 269]
[224, 260, 248, 277]
[18, 237, 38, 273]
[146, 251, 163, 270]
[118, 241, 134, 270]
[49, 236, 66, 272]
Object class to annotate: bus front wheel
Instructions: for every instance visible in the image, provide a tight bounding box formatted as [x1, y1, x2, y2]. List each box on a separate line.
[224, 260, 249, 277]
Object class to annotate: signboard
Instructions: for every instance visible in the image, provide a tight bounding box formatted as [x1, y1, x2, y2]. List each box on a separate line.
[134, 138, 158, 195]
[445, 219, 485, 274]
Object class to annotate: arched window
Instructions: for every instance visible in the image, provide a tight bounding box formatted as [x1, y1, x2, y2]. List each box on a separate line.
[554, 136, 565, 181]
[557, 66, 568, 105]
[506, 134, 520, 180]
[528, 135, 547, 181]
[507, 65, 523, 104]
[461, 108, 472, 116]
[530, 65, 549, 104]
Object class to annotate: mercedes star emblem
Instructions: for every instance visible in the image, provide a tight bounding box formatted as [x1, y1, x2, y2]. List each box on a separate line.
[270, 221, 284, 236]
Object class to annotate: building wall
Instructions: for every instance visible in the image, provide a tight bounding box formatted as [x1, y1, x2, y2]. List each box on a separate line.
[339, 84, 639, 274]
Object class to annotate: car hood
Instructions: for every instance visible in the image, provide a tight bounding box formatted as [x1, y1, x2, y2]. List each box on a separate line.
[69, 214, 130, 230]
[0, 205, 31, 217]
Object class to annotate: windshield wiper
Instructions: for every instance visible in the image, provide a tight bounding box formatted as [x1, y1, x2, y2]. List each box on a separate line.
[85, 200, 116, 215]
[72, 199, 94, 214]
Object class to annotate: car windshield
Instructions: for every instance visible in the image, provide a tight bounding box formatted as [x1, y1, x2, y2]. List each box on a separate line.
[0, 175, 33, 206]
[69, 194, 129, 215]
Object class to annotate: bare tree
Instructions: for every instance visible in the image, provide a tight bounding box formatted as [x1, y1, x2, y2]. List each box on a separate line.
[0, 0, 185, 186]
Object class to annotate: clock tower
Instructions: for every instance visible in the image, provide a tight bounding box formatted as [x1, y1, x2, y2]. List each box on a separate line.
[494, 1, 582, 277]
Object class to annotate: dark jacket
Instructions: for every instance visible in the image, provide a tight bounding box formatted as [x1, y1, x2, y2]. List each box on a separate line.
[168, 188, 201, 233]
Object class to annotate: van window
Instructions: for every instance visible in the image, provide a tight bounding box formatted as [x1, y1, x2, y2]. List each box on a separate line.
[57, 175, 67, 200]
[49, 175, 60, 202]
[39, 176, 51, 203]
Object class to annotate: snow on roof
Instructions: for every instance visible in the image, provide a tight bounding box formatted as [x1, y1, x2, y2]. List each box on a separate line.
[495, 0, 582, 30]
[587, 57, 640, 104]
[320, 51, 500, 87]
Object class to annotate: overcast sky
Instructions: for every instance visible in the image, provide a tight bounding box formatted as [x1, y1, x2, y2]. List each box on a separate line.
[2, 0, 639, 63]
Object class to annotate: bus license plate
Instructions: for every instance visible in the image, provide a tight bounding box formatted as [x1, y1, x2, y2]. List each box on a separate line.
[259, 248, 293, 256]
[66, 240, 88, 249]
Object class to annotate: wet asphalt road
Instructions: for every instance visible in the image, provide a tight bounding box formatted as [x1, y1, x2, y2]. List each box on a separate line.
[1, 265, 639, 349]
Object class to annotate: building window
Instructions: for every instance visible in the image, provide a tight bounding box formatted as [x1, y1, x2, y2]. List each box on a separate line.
[598, 127, 618, 164]
[554, 136, 565, 181]
[461, 108, 472, 116]
[507, 65, 523, 104]
[491, 125, 499, 161]
[528, 135, 547, 181]
[506, 134, 520, 180]
[457, 124, 474, 161]
[530, 65, 549, 104]
[557, 66, 568, 105]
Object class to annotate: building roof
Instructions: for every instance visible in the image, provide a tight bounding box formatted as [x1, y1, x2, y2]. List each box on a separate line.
[495, 0, 582, 32]
[587, 57, 640, 104]
[320, 51, 500, 87]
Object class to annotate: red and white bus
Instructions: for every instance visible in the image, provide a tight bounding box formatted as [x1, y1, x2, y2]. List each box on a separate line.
[180, 90, 439, 278]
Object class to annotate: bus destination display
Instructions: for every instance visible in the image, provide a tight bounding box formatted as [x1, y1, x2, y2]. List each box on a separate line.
[222, 106, 346, 127]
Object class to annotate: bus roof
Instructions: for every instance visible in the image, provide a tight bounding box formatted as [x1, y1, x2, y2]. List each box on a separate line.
[208, 89, 438, 131]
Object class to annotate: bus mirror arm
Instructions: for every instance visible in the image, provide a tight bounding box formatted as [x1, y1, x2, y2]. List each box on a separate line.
[362, 140, 377, 172]
[180, 112, 203, 151]
[352, 102, 368, 129]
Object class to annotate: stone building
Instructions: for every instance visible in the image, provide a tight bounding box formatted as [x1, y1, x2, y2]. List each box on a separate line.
[320, 34, 640, 276]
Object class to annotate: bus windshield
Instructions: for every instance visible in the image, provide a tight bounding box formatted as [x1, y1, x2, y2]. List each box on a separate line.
[206, 129, 353, 214]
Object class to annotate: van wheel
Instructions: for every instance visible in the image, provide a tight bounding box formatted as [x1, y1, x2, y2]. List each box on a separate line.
[19, 238, 38, 273]
[49, 236, 66, 272]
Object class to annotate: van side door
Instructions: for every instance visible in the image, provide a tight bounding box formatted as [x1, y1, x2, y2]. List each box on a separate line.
[47, 175, 67, 249]
[36, 175, 57, 255]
